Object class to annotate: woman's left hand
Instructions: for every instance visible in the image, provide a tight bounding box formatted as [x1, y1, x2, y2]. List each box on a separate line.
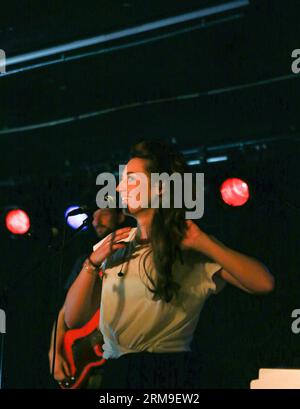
[181, 220, 208, 252]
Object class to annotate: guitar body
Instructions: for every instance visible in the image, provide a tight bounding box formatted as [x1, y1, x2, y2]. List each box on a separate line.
[59, 309, 106, 389]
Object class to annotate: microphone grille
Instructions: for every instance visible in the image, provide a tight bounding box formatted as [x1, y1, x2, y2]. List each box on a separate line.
[105, 195, 116, 206]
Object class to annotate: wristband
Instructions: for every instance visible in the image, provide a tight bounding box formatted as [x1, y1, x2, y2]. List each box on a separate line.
[83, 257, 100, 276]
[88, 255, 101, 269]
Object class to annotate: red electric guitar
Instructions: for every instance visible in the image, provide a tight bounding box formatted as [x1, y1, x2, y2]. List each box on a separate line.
[58, 309, 106, 389]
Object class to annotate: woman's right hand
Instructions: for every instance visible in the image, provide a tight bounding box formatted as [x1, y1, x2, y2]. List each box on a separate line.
[89, 226, 132, 267]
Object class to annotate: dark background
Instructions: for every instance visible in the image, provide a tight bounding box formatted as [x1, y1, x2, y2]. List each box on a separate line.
[0, 0, 300, 388]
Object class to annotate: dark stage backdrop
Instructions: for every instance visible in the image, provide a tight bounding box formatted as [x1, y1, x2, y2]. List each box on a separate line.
[1, 141, 299, 389]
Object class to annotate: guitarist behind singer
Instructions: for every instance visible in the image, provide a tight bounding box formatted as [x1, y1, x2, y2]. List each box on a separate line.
[48, 207, 130, 388]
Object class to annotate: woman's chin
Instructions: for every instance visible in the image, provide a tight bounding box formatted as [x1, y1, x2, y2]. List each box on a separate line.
[125, 204, 143, 215]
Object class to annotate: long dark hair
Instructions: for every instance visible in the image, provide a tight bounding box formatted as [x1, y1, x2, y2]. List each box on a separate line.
[129, 140, 189, 303]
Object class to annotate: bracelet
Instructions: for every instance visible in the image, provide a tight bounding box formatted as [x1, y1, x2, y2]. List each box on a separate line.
[83, 257, 101, 276]
[88, 255, 101, 269]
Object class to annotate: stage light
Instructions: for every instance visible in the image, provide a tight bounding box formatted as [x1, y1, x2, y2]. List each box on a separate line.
[187, 159, 201, 166]
[220, 178, 250, 206]
[65, 206, 88, 230]
[5, 209, 31, 234]
[206, 155, 228, 163]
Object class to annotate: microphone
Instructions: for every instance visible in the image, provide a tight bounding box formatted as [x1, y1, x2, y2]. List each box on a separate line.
[66, 206, 89, 218]
[104, 195, 116, 207]
[66, 196, 116, 218]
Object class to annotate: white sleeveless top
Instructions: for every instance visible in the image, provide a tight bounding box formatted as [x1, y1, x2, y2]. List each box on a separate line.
[93, 227, 225, 360]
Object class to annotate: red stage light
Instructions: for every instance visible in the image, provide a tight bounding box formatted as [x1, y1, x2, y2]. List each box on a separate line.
[220, 178, 250, 206]
[5, 209, 31, 234]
